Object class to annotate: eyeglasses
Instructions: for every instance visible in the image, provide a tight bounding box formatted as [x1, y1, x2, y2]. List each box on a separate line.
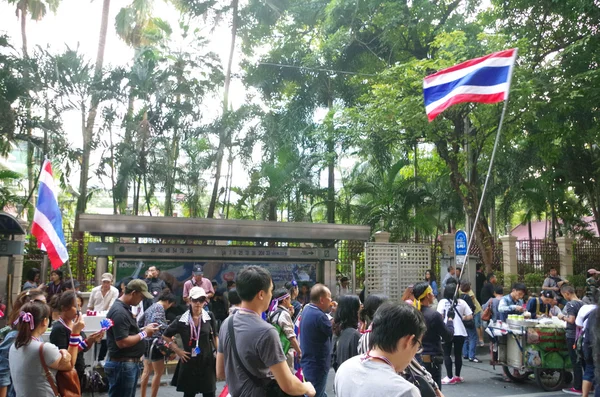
[191, 297, 207, 303]
[415, 339, 423, 354]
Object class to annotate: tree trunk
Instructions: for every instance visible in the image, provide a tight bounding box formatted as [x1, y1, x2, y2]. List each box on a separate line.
[208, 0, 239, 219]
[75, 0, 111, 231]
[20, 5, 35, 226]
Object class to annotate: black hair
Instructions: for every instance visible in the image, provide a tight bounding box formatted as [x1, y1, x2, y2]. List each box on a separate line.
[119, 277, 134, 289]
[15, 301, 50, 349]
[333, 295, 360, 336]
[51, 269, 63, 280]
[340, 276, 349, 282]
[549, 266, 557, 271]
[447, 265, 454, 272]
[158, 291, 177, 303]
[561, 284, 575, 295]
[26, 268, 40, 282]
[487, 272, 496, 282]
[228, 288, 241, 306]
[477, 263, 483, 271]
[412, 282, 431, 302]
[494, 286, 504, 295]
[64, 278, 80, 289]
[284, 281, 298, 291]
[359, 294, 388, 324]
[236, 266, 272, 301]
[425, 270, 436, 282]
[370, 303, 426, 354]
[444, 283, 457, 300]
[273, 287, 290, 301]
[310, 284, 329, 303]
[512, 283, 527, 293]
[227, 280, 236, 288]
[50, 291, 78, 312]
[460, 280, 472, 293]
[9, 289, 46, 326]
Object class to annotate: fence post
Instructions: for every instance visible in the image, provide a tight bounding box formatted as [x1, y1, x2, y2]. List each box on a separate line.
[440, 233, 455, 256]
[555, 237, 574, 277]
[500, 235, 518, 284]
[96, 256, 108, 286]
[374, 231, 391, 243]
[10, 220, 28, 306]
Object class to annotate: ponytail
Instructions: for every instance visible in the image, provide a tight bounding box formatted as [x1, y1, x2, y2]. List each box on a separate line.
[14, 301, 50, 349]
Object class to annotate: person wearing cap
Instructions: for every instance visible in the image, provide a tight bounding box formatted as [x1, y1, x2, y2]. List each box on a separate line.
[183, 265, 215, 304]
[526, 290, 561, 319]
[163, 287, 218, 397]
[88, 273, 120, 312]
[105, 279, 160, 397]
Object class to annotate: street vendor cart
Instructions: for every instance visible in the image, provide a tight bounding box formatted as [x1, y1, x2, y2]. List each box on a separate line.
[487, 318, 573, 391]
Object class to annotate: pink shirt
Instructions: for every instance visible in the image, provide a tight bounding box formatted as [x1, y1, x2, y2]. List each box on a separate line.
[182, 277, 215, 298]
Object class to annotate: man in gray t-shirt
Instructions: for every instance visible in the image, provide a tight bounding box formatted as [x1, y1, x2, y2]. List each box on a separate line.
[216, 266, 315, 397]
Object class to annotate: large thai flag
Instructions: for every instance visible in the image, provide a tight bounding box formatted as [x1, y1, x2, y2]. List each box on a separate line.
[31, 160, 69, 270]
[423, 48, 517, 122]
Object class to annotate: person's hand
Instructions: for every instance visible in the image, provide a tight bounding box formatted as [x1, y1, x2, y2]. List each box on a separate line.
[330, 301, 338, 312]
[447, 308, 455, 320]
[295, 348, 302, 359]
[72, 314, 85, 334]
[88, 331, 104, 344]
[435, 388, 445, 397]
[176, 347, 191, 363]
[304, 381, 316, 397]
[144, 323, 160, 337]
[558, 312, 565, 320]
[59, 349, 71, 366]
[588, 269, 599, 275]
[515, 306, 525, 312]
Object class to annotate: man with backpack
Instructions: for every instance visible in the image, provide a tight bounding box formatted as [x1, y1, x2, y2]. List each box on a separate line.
[559, 285, 584, 394]
[269, 288, 302, 373]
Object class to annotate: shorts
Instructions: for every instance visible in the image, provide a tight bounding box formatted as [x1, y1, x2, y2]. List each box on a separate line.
[474, 312, 482, 328]
[584, 361, 595, 382]
[145, 340, 165, 363]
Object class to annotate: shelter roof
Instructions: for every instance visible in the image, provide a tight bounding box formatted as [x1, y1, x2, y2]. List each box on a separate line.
[77, 214, 371, 243]
[0, 212, 25, 236]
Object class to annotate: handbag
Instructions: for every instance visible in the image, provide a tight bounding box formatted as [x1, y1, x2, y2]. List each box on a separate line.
[481, 298, 493, 322]
[453, 302, 475, 329]
[228, 313, 301, 397]
[39, 343, 81, 397]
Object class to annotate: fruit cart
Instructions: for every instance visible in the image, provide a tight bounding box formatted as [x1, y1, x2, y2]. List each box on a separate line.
[487, 319, 572, 391]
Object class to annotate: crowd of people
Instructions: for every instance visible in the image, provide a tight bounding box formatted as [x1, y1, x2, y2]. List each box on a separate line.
[5, 262, 600, 397]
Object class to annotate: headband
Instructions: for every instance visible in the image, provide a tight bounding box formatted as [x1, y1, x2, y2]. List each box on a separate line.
[413, 286, 433, 311]
[268, 293, 291, 315]
[13, 311, 35, 330]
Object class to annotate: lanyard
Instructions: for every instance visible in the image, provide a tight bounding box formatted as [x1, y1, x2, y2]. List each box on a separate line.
[237, 307, 260, 316]
[31, 336, 42, 342]
[58, 317, 72, 332]
[361, 351, 395, 372]
[189, 317, 202, 348]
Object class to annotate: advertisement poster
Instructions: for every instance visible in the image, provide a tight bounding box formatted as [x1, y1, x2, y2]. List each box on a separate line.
[116, 260, 317, 297]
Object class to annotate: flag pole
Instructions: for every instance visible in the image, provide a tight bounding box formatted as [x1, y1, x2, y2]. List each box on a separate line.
[66, 260, 80, 313]
[454, 49, 518, 297]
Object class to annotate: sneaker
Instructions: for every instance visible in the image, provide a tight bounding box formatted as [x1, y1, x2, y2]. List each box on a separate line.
[451, 376, 464, 384]
[478, 341, 485, 347]
[463, 356, 468, 360]
[441, 376, 452, 385]
[562, 388, 583, 395]
[469, 358, 481, 363]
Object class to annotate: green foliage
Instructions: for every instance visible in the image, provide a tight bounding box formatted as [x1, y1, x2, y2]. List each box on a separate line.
[567, 274, 587, 289]
[524, 272, 545, 289]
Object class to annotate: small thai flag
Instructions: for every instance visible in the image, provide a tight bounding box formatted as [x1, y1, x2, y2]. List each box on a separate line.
[423, 48, 517, 122]
[31, 160, 69, 270]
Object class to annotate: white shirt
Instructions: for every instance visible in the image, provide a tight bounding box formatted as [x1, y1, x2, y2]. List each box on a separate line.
[437, 298, 472, 337]
[576, 304, 596, 328]
[87, 285, 119, 311]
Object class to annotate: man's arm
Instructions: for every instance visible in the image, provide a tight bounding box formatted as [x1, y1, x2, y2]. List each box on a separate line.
[216, 352, 226, 380]
[270, 361, 315, 397]
[107, 288, 118, 309]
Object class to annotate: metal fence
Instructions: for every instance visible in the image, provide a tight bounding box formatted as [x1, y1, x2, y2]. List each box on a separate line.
[516, 239, 560, 279]
[573, 238, 600, 276]
[469, 240, 504, 273]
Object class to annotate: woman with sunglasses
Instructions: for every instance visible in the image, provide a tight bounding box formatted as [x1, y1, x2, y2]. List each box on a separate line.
[163, 287, 218, 397]
[0, 289, 47, 397]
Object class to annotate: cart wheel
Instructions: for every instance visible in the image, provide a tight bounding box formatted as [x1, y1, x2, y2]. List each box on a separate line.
[502, 366, 529, 383]
[534, 368, 566, 391]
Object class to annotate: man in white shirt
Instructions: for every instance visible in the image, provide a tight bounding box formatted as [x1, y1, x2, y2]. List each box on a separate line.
[88, 273, 120, 312]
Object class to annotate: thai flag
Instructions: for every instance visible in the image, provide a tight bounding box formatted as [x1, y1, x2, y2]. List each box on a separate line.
[31, 160, 69, 270]
[423, 48, 517, 122]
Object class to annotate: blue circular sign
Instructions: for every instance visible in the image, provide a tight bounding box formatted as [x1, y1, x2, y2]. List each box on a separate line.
[455, 230, 468, 256]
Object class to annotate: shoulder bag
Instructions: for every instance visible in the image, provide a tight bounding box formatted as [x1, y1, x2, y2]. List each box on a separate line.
[228, 313, 301, 397]
[481, 298, 493, 322]
[39, 343, 81, 397]
[454, 301, 475, 329]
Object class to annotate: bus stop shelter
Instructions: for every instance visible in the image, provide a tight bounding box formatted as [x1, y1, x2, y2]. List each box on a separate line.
[77, 214, 371, 298]
[0, 212, 26, 315]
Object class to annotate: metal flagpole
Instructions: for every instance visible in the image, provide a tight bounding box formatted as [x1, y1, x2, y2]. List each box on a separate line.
[453, 49, 518, 301]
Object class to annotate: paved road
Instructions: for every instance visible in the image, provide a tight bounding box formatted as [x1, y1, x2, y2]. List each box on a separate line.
[84, 346, 570, 397]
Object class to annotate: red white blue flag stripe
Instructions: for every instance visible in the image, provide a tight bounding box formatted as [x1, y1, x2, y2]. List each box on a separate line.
[31, 160, 69, 269]
[423, 48, 517, 122]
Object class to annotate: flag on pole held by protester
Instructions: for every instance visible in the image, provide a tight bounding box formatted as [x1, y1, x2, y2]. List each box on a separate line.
[31, 160, 69, 270]
[423, 48, 517, 122]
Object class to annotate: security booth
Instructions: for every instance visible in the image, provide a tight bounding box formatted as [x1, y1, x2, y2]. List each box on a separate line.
[0, 212, 27, 319]
[78, 214, 370, 300]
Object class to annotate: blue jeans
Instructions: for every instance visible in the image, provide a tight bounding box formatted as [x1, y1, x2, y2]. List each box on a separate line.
[104, 360, 140, 397]
[305, 368, 329, 397]
[462, 327, 478, 359]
